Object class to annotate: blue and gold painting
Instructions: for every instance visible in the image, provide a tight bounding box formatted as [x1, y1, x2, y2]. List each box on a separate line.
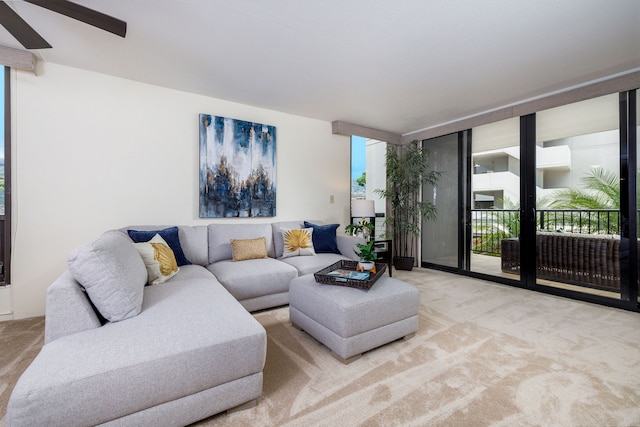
[199, 114, 276, 217]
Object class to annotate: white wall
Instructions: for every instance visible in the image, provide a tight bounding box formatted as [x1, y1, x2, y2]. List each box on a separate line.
[7, 63, 351, 319]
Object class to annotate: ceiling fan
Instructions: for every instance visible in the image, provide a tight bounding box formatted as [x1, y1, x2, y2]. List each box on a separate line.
[0, 0, 126, 49]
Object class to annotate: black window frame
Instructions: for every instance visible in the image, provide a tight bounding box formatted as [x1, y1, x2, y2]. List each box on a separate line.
[1, 66, 11, 285]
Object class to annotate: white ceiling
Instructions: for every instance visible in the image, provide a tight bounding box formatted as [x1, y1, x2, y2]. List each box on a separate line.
[1, 0, 639, 135]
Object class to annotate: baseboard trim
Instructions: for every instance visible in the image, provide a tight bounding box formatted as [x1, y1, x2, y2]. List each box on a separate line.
[0, 313, 15, 321]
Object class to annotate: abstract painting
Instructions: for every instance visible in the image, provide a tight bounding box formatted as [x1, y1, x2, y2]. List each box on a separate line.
[199, 114, 277, 217]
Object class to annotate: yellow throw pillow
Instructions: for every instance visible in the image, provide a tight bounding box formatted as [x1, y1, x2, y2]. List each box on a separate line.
[133, 234, 179, 285]
[231, 237, 268, 261]
[282, 228, 315, 258]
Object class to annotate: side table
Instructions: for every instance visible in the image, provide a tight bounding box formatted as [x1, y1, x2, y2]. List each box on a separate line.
[373, 239, 392, 277]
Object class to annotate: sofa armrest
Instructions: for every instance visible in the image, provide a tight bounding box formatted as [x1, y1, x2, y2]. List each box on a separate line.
[45, 271, 102, 344]
[336, 234, 367, 261]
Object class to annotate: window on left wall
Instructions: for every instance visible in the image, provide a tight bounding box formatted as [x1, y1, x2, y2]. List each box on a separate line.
[0, 65, 10, 285]
[350, 136, 387, 240]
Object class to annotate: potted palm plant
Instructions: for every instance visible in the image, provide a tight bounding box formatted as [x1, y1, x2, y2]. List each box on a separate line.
[375, 140, 440, 270]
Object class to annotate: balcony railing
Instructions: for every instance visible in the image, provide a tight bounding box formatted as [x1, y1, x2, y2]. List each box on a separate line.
[537, 209, 620, 234]
[471, 209, 620, 256]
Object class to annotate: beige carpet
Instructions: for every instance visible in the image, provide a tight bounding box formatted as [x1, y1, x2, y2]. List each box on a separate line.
[3, 269, 640, 426]
[0, 316, 44, 426]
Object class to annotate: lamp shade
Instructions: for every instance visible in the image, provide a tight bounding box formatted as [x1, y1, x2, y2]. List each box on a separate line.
[351, 199, 375, 217]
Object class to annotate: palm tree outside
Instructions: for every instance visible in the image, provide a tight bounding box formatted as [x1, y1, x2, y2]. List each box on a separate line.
[473, 168, 623, 257]
[546, 167, 620, 234]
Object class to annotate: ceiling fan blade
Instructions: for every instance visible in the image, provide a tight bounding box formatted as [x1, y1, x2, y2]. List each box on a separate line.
[0, 1, 51, 48]
[24, 0, 126, 38]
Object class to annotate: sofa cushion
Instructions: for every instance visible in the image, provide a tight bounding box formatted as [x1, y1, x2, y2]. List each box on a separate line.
[128, 226, 192, 266]
[133, 234, 180, 285]
[231, 237, 268, 261]
[167, 264, 218, 282]
[67, 231, 147, 322]
[175, 225, 209, 266]
[208, 258, 298, 301]
[282, 228, 315, 258]
[208, 223, 275, 263]
[304, 221, 341, 254]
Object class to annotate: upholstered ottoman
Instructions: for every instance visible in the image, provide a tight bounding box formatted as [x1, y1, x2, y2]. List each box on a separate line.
[289, 274, 420, 363]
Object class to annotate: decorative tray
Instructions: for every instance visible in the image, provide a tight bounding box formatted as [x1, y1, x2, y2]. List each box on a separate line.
[314, 260, 387, 290]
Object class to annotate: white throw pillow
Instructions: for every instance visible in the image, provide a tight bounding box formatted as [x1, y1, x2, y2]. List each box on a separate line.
[133, 234, 180, 285]
[281, 228, 315, 258]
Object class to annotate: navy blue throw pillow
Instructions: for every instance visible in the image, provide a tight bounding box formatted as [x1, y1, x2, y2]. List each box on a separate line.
[304, 222, 341, 254]
[127, 226, 191, 266]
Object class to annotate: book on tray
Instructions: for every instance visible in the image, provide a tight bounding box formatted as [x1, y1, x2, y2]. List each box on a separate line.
[326, 269, 370, 281]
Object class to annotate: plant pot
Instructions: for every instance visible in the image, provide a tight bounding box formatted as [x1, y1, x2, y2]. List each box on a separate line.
[358, 261, 375, 271]
[393, 256, 414, 271]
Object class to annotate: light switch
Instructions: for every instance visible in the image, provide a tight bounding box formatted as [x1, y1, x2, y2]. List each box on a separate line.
[330, 195, 334, 204]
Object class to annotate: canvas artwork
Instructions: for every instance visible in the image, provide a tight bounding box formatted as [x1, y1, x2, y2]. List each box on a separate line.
[199, 114, 277, 218]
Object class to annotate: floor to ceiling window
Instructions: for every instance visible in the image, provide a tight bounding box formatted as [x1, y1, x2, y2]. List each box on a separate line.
[0, 64, 10, 319]
[350, 136, 386, 239]
[468, 118, 521, 278]
[634, 90, 640, 302]
[0, 65, 7, 285]
[422, 133, 460, 268]
[534, 94, 620, 298]
[634, 89, 640, 304]
[421, 87, 640, 312]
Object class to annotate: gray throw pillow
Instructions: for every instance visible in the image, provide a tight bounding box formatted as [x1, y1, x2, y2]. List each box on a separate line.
[67, 231, 147, 322]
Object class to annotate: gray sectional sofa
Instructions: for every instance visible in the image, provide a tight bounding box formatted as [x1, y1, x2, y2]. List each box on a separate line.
[7, 220, 362, 427]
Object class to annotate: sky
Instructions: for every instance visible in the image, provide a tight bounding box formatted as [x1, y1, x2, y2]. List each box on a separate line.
[351, 135, 366, 179]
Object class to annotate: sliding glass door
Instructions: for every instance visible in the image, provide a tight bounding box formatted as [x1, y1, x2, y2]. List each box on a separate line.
[422, 133, 459, 268]
[469, 118, 521, 279]
[421, 89, 640, 310]
[534, 94, 621, 298]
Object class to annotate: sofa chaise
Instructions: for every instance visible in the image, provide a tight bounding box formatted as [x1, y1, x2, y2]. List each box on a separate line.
[7, 220, 362, 427]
